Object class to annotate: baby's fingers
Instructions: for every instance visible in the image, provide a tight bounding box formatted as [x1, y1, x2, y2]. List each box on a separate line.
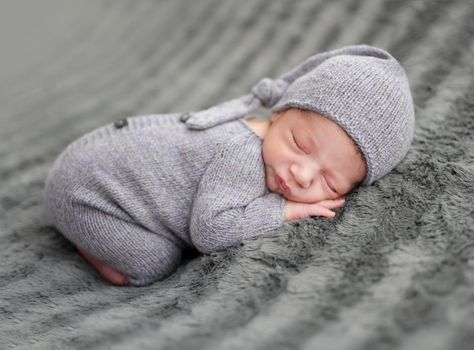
[309, 204, 337, 219]
[317, 198, 345, 209]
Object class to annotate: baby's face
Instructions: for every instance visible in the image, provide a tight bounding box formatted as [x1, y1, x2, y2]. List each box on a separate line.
[262, 108, 367, 203]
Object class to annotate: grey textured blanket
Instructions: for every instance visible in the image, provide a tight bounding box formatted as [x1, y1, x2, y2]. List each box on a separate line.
[1, 0, 473, 349]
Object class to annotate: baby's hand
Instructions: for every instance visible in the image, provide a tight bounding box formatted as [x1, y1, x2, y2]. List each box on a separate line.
[284, 196, 346, 223]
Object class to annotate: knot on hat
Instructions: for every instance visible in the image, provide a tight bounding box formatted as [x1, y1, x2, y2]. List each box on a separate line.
[250, 78, 288, 108]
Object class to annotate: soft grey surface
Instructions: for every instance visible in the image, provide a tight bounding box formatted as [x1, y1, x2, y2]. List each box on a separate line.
[1, 0, 474, 349]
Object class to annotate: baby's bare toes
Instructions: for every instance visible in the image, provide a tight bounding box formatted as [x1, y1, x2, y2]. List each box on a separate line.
[77, 246, 130, 286]
[97, 264, 130, 286]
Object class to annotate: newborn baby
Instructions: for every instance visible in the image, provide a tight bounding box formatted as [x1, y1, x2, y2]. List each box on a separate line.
[43, 44, 415, 287]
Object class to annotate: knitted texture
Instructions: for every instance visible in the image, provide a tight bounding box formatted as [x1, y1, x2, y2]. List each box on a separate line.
[43, 113, 286, 287]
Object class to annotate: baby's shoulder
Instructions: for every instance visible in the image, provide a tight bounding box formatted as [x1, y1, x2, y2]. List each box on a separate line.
[220, 127, 261, 149]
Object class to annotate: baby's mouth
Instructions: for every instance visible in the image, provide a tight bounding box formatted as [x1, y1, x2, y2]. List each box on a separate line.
[276, 174, 291, 195]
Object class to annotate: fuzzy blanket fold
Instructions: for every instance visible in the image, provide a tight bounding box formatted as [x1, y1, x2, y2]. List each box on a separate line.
[1, 0, 473, 349]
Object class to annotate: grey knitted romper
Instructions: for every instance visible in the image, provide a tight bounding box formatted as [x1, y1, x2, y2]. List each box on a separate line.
[43, 113, 286, 287]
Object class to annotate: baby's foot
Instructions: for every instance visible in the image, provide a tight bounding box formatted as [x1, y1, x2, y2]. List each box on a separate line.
[76, 247, 132, 286]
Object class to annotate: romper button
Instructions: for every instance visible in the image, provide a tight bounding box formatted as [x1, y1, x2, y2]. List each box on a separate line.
[114, 118, 128, 129]
[179, 112, 191, 122]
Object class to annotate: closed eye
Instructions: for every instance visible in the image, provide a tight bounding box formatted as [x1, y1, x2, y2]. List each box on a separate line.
[291, 132, 304, 152]
[325, 177, 338, 194]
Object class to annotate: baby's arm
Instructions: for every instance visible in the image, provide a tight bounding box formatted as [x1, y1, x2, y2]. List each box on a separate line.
[190, 135, 286, 254]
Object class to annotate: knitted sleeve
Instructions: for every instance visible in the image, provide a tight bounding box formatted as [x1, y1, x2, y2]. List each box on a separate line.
[189, 133, 286, 254]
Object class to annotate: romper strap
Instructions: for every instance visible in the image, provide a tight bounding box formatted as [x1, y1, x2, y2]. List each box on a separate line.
[181, 78, 289, 130]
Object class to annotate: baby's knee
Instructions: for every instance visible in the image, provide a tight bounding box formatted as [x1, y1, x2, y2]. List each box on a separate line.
[46, 190, 184, 287]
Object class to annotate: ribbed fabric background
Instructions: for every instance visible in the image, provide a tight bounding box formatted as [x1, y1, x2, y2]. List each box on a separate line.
[1, 1, 473, 349]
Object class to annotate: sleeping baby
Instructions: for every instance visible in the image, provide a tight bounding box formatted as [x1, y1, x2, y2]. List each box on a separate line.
[42, 44, 415, 287]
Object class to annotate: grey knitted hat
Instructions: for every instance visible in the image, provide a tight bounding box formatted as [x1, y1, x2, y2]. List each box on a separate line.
[184, 44, 415, 186]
